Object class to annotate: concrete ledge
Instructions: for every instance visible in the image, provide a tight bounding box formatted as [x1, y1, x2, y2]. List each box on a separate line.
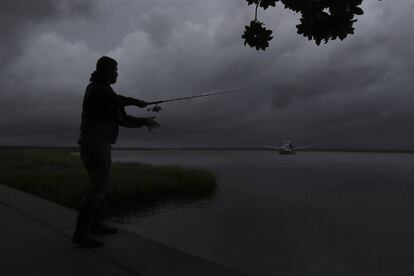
[0, 184, 244, 275]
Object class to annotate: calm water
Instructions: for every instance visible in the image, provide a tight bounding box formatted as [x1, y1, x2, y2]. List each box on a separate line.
[112, 150, 414, 275]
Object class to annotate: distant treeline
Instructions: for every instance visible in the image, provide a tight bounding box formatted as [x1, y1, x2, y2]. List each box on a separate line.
[0, 145, 413, 154]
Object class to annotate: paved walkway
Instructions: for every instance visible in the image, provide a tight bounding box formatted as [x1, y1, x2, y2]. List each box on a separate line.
[0, 184, 244, 276]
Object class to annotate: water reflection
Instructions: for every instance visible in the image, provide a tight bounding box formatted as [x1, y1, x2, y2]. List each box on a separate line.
[111, 150, 414, 275]
[110, 196, 219, 224]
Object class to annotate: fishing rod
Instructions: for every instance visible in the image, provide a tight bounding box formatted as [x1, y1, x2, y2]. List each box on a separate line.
[146, 89, 243, 112]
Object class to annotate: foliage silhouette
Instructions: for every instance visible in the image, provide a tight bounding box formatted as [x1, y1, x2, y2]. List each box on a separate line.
[242, 0, 367, 50]
[242, 21, 273, 50]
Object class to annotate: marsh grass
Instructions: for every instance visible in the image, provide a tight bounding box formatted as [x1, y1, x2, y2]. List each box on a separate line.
[0, 149, 217, 217]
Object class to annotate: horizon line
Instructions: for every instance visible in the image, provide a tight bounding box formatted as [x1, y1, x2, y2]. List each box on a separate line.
[0, 145, 413, 153]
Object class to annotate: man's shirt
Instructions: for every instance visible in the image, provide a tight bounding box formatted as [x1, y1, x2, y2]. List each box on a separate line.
[78, 81, 138, 145]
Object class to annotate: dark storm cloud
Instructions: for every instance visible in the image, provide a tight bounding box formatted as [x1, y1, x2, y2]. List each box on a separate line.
[0, 0, 98, 145]
[107, 0, 414, 149]
[136, 8, 180, 47]
[0, 0, 94, 65]
[0, 0, 413, 149]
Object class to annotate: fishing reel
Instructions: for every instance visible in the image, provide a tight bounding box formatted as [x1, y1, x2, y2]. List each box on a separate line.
[147, 104, 162, 112]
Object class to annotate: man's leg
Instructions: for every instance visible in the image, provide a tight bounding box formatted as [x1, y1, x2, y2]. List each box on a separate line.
[90, 144, 119, 235]
[91, 198, 119, 235]
[73, 141, 112, 248]
[73, 192, 104, 247]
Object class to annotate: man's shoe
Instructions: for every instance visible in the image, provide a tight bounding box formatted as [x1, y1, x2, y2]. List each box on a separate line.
[72, 235, 104, 248]
[92, 225, 119, 235]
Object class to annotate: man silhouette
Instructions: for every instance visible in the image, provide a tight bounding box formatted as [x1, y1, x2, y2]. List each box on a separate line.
[72, 56, 159, 248]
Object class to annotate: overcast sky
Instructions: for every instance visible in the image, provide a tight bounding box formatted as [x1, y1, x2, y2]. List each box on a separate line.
[0, 0, 413, 149]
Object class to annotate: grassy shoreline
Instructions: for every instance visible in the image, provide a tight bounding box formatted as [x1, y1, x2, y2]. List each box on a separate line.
[0, 148, 217, 217]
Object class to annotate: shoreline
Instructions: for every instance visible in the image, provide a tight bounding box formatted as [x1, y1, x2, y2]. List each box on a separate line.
[0, 145, 413, 154]
[0, 149, 217, 218]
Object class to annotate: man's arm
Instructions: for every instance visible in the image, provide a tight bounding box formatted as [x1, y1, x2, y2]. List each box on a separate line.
[118, 110, 160, 130]
[118, 95, 148, 108]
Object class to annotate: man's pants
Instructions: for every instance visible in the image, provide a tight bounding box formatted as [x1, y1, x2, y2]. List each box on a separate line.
[74, 141, 112, 239]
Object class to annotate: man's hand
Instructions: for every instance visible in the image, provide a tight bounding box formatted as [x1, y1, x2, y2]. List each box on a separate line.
[144, 117, 160, 131]
[134, 99, 148, 108]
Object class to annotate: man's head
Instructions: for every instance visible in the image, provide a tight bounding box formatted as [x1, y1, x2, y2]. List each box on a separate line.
[96, 56, 118, 84]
